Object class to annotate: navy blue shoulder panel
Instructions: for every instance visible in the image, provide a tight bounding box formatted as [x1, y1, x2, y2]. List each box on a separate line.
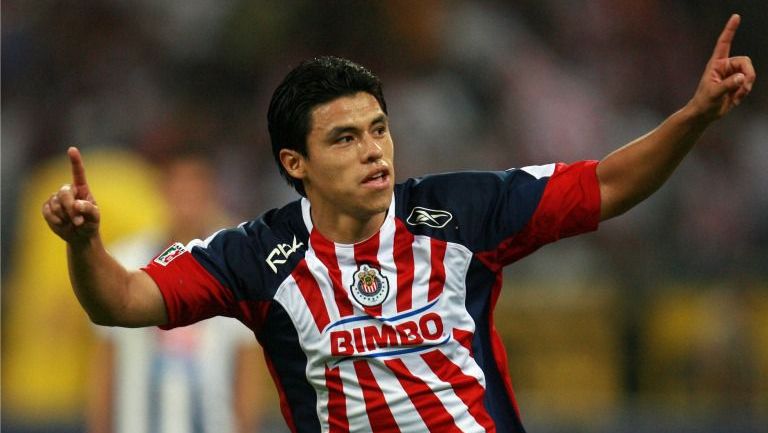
[394, 170, 548, 252]
[189, 199, 310, 302]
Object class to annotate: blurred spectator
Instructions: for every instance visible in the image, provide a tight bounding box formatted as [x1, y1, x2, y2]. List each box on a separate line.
[2, 150, 168, 433]
[86, 153, 265, 433]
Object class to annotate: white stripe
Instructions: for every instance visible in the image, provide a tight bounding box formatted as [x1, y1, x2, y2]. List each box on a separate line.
[301, 197, 314, 231]
[518, 163, 556, 179]
[411, 235, 435, 307]
[335, 244, 361, 312]
[439, 242, 478, 342]
[376, 214, 398, 317]
[273, 275, 329, 389]
[339, 362, 374, 433]
[275, 273, 354, 421]
[400, 350, 485, 433]
[368, 360, 429, 432]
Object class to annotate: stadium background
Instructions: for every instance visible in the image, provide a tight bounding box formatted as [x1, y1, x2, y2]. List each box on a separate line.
[2, 1, 766, 432]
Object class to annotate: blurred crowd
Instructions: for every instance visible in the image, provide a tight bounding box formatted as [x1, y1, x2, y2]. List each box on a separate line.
[3, 0, 766, 275]
[2, 1, 766, 432]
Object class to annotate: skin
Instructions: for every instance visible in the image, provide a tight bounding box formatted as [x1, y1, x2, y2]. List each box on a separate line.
[597, 14, 756, 219]
[42, 14, 755, 327]
[279, 92, 395, 243]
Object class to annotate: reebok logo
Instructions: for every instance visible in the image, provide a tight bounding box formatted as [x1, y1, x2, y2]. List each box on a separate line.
[406, 207, 453, 228]
[266, 235, 304, 273]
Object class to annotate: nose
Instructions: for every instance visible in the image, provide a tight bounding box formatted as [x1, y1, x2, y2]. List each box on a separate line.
[360, 134, 384, 163]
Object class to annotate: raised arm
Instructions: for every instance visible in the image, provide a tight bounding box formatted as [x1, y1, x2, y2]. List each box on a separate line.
[597, 14, 756, 220]
[42, 147, 167, 327]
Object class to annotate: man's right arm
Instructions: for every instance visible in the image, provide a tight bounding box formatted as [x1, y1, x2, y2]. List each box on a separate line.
[42, 147, 167, 327]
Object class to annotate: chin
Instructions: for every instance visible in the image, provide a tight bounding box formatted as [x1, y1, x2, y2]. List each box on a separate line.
[362, 193, 392, 216]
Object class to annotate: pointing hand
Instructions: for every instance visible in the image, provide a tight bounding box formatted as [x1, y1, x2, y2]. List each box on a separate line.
[42, 147, 101, 243]
[689, 14, 756, 121]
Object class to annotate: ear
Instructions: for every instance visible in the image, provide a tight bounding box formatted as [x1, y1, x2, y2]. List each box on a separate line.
[279, 149, 307, 180]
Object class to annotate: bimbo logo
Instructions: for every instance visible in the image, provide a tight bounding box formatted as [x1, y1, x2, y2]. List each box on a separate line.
[325, 300, 449, 359]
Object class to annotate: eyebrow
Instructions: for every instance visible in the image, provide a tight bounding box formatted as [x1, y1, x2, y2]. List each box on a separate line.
[325, 114, 388, 141]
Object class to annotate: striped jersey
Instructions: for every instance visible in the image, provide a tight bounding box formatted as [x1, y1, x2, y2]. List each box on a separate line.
[143, 161, 601, 433]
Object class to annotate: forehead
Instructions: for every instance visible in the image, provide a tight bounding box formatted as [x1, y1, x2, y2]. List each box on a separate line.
[309, 92, 384, 132]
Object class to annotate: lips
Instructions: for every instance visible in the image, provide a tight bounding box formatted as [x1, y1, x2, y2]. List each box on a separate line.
[362, 167, 390, 188]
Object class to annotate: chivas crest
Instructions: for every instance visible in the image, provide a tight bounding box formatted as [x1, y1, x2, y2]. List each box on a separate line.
[350, 264, 389, 307]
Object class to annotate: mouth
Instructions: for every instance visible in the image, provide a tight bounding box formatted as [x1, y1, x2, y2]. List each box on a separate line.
[361, 167, 391, 189]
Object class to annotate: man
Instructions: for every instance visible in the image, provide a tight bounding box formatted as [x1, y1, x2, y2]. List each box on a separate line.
[43, 15, 755, 433]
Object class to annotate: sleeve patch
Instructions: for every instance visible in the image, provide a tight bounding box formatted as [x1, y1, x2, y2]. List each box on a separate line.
[153, 242, 186, 266]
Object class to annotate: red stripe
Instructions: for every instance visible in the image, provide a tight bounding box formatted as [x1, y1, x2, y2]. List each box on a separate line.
[452, 328, 474, 356]
[384, 358, 463, 433]
[353, 360, 400, 432]
[353, 233, 383, 317]
[422, 349, 497, 432]
[311, 230, 354, 317]
[325, 365, 349, 433]
[393, 219, 415, 312]
[292, 259, 331, 332]
[236, 299, 272, 334]
[427, 238, 447, 302]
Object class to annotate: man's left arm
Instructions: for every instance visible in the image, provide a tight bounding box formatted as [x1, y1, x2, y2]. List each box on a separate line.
[597, 14, 756, 220]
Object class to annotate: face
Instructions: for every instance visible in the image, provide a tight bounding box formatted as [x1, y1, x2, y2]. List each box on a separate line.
[163, 158, 218, 238]
[282, 92, 395, 221]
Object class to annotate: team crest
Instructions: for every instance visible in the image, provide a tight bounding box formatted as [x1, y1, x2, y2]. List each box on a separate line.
[350, 264, 390, 307]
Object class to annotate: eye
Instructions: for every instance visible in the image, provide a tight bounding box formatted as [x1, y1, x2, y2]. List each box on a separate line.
[336, 135, 355, 144]
[373, 125, 387, 136]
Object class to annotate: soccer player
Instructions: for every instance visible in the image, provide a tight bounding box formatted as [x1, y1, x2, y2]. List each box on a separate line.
[43, 15, 755, 433]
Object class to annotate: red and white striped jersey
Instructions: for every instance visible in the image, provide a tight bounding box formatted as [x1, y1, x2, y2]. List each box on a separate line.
[143, 161, 601, 433]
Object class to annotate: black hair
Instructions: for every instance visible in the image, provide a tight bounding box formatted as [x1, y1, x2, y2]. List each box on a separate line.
[267, 56, 387, 196]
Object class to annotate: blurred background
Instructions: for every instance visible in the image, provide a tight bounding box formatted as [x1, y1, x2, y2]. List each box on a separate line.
[2, 1, 766, 432]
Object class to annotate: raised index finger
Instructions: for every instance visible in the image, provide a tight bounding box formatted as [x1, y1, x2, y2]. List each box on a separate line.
[712, 14, 740, 60]
[68, 146, 89, 188]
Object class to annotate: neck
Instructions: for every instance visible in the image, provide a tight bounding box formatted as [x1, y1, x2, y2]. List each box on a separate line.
[309, 204, 387, 244]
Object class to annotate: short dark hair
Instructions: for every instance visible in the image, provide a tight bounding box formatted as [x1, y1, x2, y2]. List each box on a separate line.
[267, 56, 387, 196]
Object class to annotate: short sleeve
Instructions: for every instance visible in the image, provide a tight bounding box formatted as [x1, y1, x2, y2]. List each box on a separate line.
[478, 160, 601, 269]
[142, 231, 243, 330]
